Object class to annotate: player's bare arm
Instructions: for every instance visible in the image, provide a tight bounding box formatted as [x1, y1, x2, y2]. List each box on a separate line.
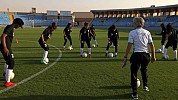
[41, 34, 46, 44]
[124, 44, 132, 58]
[150, 44, 156, 63]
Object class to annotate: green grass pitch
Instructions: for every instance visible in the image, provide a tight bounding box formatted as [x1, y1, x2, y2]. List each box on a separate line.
[0, 27, 177, 100]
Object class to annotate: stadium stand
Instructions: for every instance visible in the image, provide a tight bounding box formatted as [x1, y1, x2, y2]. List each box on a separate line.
[0, 14, 10, 25]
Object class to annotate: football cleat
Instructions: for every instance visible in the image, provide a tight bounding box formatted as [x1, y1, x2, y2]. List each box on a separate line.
[105, 53, 108, 57]
[4, 82, 16, 87]
[41, 59, 48, 64]
[173, 58, 177, 61]
[131, 93, 138, 100]
[143, 86, 149, 92]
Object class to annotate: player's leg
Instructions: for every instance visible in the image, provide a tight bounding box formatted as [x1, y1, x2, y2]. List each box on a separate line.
[39, 42, 49, 64]
[106, 41, 112, 56]
[173, 41, 177, 60]
[1, 48, 16, 87]
[86, 40, 91, 58]
[3, 63, 8, 76]
[161, 37, 166, 53]
[140, 53, 150, 91]
[93, 36, 98, 47]
[113, 40, 118, 57]
[67, 35, 73, 49]
[80, 41, 84, 57]
[130, 53, 141, 98]
[164, 42, 170, 59]
[63, 36, 67, 49]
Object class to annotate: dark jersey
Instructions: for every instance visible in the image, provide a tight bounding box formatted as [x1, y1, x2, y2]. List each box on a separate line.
[89, 26, 95, 37]
[39, 27, 52, 42]
[108, 29, 119, 40]
[90, 26, 95, 34]
[161, 27, 167, 37]
[168, 29, 178, 42]
[1, 25, 14, 48]
[64, 27, 72, 36]
[80, 27, 91, 40]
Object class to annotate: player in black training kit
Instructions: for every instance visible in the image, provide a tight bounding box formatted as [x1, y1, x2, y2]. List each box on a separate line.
[163, 23, 178, 60]
[79, 22, 92, 58]
[63, 23, 73, 50]
[160, 23, 167, 53]
[89, 24, 98, 47]
[0, 18, 24, 87]
[105, 25, 119, 57]
[38, 22, 57, 64]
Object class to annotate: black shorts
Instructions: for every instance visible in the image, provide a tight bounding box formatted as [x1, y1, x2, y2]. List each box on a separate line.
[109, 40, 118, 46]
[161, 36, 166, 45]
[81, 39, 91, 48]
[38, 40, 49, 51]
[1, 47, 14, 69]
[165, 40, 177, 50]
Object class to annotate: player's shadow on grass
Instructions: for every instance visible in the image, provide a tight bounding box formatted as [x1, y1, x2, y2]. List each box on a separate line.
[59, 58, 124, 62]
[98, 85, 130, 90]
[0, 94, 131, 100]
[156, 59, 178, 61]
[13, 46, 40, 49]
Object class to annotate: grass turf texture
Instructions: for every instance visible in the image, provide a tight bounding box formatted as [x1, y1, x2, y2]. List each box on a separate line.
[0, 27, 177, 100]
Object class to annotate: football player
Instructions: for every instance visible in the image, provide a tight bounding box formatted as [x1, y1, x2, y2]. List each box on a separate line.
[160, 23, 167, 53]
[63, 23, 73, 50]
[79, 22, 92, 58]
[38, 22, 57, 64]
[0, 18, 24, 87]
[163, 23, 178, 60]
[89, 24, 98, 47]
[105, 25, 119, 57]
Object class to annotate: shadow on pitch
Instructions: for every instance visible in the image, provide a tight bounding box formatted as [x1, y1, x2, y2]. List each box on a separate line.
[58, 58, 125, 63]
[0, 94, 131, 100]
[98, 85, 130, 90]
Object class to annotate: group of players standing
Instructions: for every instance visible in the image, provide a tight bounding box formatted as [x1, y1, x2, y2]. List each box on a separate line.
[0, 18, 120, 87]
[63, 22, 119, 58]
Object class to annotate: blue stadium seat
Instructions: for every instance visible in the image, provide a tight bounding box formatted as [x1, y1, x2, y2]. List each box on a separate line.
[0, 14, 10, 25]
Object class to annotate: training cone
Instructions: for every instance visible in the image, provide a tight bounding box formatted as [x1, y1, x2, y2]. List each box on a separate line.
[16, 39, 18, 44]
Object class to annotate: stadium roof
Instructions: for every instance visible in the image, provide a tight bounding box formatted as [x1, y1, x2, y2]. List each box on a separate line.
[90, 4, 178, 12]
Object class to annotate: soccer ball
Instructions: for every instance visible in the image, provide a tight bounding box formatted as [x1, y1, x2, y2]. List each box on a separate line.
[82, 52, 88, 58]
[92, 44, 96, 48]
[108, 53, 114, 58]
[137, 78, 140, 88]
[156, 48, 162, 53]
[44, 58, 49, 63]
[10, 72, 15, 80]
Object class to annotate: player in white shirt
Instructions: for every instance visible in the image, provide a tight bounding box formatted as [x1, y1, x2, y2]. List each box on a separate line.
[122, 17, 156, 100]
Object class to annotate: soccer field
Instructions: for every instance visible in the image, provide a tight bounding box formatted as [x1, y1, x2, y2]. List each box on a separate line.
[0, 27, 177, 100]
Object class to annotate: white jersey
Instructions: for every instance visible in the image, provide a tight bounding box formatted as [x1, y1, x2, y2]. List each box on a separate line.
[128, 28, 153, 53]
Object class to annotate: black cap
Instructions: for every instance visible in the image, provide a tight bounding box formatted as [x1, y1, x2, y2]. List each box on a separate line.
[84, 22, 88, 26]
[51, 22, 57, 29]
[67, 23, 71, 26]
[13, 18, 24, 28]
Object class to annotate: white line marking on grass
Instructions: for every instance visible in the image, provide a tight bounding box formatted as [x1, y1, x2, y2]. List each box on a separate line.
[0, 40, 62, 94]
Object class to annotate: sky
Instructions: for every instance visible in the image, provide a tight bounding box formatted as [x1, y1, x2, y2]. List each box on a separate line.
[0, 0, 177, 13]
